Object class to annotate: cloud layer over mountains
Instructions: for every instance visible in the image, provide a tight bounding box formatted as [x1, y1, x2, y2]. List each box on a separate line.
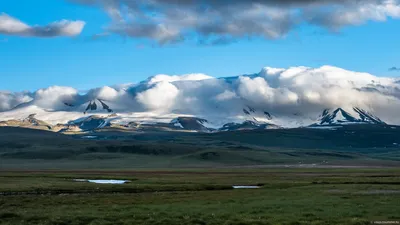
[2, 65, 400, 125]
[69, 0, 400, 44]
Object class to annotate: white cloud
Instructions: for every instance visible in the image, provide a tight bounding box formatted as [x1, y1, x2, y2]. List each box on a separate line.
[86, 86, 119, 100]
[307, 0, 400, 29]
[0, 91, 33, 111]
[214, 90, 238, 101]
[0, 13, 85, 37]
[69, 0, 400, 44]
[147, 73, 213, 84]
[238, 76, 275, 104]
[136, 81, 179, 111]
[34, 86, 78, 110]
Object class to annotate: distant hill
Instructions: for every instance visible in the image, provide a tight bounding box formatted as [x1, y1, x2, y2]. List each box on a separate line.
[1, 124, 400, 169]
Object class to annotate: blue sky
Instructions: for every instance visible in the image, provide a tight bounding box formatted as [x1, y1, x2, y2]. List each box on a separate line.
[1, 0, 400, 92]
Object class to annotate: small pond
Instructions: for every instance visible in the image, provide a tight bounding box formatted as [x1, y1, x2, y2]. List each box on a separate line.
[74, 179, 129, 184]
[232, 186, 260, 189]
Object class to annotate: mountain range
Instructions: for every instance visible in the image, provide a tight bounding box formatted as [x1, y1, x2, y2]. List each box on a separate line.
[0, 65, 398, 133]
[0, 105, 387, 133]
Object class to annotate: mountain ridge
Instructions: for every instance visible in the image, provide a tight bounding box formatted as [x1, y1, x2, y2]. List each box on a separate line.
[0, 106, 386, 133]
[317, 107, 386, 126]
[1, 65, 398, 131]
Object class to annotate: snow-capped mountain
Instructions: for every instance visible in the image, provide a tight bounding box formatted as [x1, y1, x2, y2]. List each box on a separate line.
[0, 65, 399, 133]
[318, 108, 385, 125]
[0, 106, 386, 133]
[82, 99, 113, 114]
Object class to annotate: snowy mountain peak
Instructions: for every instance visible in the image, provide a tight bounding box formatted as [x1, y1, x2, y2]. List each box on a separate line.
[319, 108, 385, 125]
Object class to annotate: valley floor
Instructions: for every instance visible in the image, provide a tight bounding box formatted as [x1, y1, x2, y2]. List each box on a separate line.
[1, 169, 400, 225]
[1, 126, 400, 224]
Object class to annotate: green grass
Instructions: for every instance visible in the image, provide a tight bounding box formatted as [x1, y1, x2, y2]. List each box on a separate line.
[1, 169, 400, 225]
[1, 127, 400, 224]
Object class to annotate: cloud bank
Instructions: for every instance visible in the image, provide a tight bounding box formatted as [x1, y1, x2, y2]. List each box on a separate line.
[2, 65, 400, 125]
[69, 0, 400, 44]
[0, 91, 33, 111]
[0, 13, 85, 37]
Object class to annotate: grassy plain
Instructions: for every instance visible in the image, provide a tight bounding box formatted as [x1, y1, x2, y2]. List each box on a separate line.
[1, 126, 400, 224]
[1, 169, 400, 225]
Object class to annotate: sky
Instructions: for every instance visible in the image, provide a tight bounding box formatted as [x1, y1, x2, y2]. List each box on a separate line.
[1, 0, 400, 92]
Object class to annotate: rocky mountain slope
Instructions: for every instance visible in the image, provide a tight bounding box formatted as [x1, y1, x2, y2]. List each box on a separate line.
[0, 106, 387, 133]
[317, 107, 386, 126]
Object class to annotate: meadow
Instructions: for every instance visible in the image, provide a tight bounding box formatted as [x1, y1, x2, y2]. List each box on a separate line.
[1, 126, 400, 224]
[1, 168, 400, 225]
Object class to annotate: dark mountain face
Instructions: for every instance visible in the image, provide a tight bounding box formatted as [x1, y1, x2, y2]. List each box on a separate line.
[84, 99, 113, 114]
[70, 116, 110, 131]
[243, 109, 251, 115]
[264, 112, 272, 120]
[98, 99, 113, 113]
[319, 108, 385, 125]
[353, 107, 385, 124]
[242, 106, 274, 121]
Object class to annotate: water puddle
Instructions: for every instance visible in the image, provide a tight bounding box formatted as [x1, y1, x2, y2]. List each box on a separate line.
[81, 136, 98, 139]
[73, 179, 129, 184]
[232, 186, 260, 189]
